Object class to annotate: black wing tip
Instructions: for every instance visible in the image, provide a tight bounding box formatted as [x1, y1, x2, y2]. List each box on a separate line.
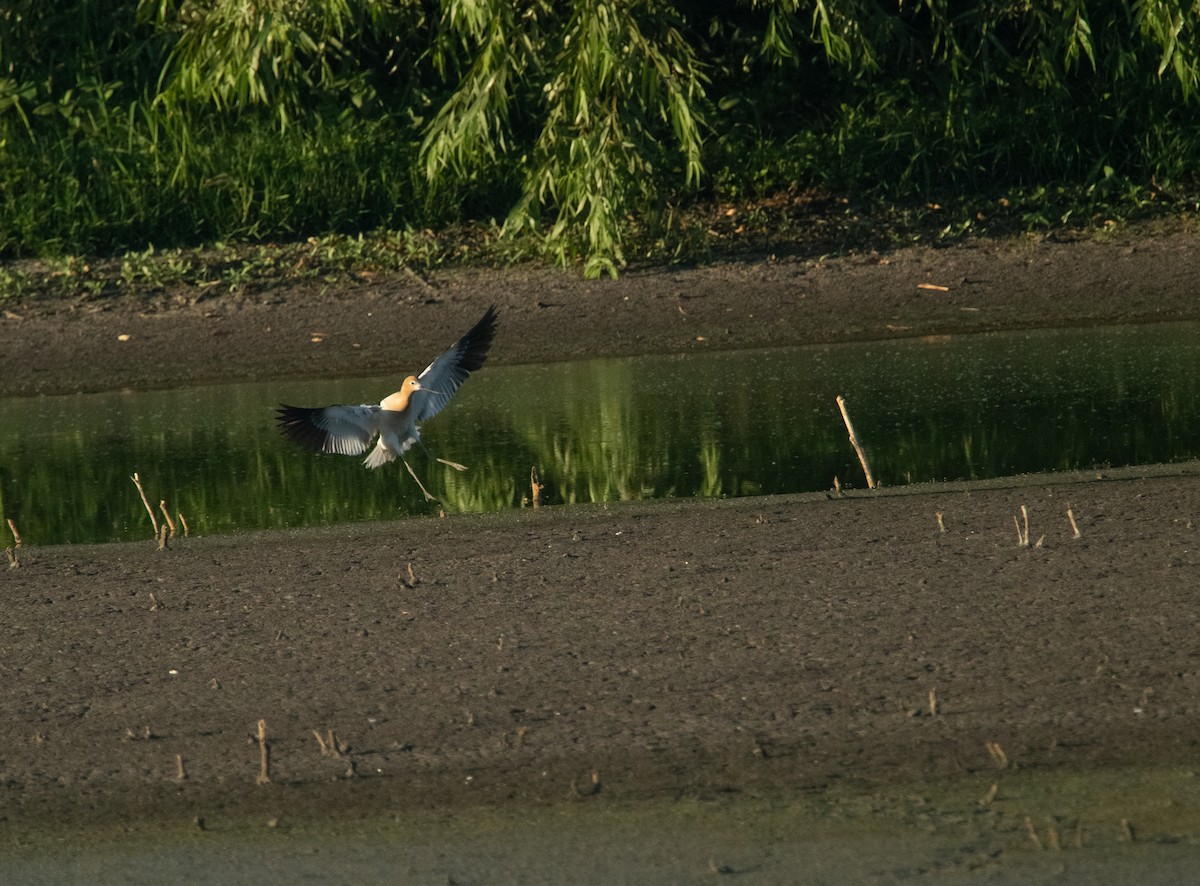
[276, 404, 330, 453]
[458, 304, 498, 373]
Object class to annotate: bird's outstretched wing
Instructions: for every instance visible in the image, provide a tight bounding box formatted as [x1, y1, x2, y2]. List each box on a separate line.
[276, 404, 381, 455]
[414, 305, 498, 422]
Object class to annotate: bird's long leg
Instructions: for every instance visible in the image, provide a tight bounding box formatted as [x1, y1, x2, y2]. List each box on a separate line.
[418, 439, 467, 472]
[401, 455, 439, 502]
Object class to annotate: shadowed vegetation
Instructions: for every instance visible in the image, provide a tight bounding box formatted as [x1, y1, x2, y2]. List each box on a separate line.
[1, 1, 1198, 280]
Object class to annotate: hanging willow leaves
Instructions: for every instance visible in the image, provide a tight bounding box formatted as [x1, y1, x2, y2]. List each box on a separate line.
[0, 1, 1198, 269]
[422, 0, 706, 277]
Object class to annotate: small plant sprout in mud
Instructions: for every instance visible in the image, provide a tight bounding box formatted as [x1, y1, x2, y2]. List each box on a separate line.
[1014, 506, 1030, 546]
[1046, 820, 1062, 850]
[571, 769, 602, 798]
[936, 511, 946, 533]
[708, 858, 737, 876]
[1013, 505, 1043, 547]
[131, 472, 158, 537]
[1024, 816, 1043, 850]
[313, 729, 346, 758]
[1067, 505, 1081, 539]
[985, 741, 1010, 769]
[836, 395, 877, 490]
[255, 719, 272, 785]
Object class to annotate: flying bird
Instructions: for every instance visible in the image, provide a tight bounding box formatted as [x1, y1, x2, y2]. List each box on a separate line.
[276, 306, 498, 501]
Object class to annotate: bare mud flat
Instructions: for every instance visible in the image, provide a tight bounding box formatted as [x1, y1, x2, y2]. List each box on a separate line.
[3, 226, 1200, 881]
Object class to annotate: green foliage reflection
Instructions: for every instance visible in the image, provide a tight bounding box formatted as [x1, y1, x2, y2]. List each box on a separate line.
[2, 323, 1200, 544]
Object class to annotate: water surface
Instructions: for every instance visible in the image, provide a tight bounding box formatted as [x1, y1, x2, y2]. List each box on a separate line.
[2, 322, 1198, 544]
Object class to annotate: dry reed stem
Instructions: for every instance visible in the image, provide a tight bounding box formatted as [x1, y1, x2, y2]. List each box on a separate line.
[5, 520, 18, 568]
[530, 466, 542, 510]
[1120, 818, 1135, 842]
[985, 741, 1009, 769]
[255, 719, 272, 785]
[936, 511, 946, 533]
[1067, 506, 1081, 539]
[978, 783, 999, 807]
[836, 396, 877, 489]
[178, 512, 190, 537]
[1014, 505, 1031, 546]
[928, 688, 939, 716]
[159, 501, 177, 538]
[131, 472, 159, 537]
[313, 729, 345, 757]
[1046, 821, 1061, 850]
[1024, 816, 1042, 849]
[176, 753, 187, 781]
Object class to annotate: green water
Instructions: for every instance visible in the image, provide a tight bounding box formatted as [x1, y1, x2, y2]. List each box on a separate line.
[2, 322, 1199, 544]
[5, 768, 1200, 884]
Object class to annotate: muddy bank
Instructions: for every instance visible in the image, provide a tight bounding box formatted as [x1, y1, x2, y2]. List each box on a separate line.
[2, 227, 1199, 397]
[3, 464, 1200, 834]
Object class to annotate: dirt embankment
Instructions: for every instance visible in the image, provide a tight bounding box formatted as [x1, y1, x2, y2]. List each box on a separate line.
[2, 228, 1199, 397]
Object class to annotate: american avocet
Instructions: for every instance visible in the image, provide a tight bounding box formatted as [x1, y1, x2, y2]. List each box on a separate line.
[276, 306, 498, 501]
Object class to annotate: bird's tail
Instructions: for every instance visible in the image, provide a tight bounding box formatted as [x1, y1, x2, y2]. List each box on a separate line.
[362, 441, 396, 469]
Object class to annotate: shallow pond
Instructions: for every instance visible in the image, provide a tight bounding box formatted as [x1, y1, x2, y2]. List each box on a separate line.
[2, 321, 1199, 544]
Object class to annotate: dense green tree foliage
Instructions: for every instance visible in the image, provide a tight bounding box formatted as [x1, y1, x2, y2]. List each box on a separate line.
[1, 1, 1198, 275]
